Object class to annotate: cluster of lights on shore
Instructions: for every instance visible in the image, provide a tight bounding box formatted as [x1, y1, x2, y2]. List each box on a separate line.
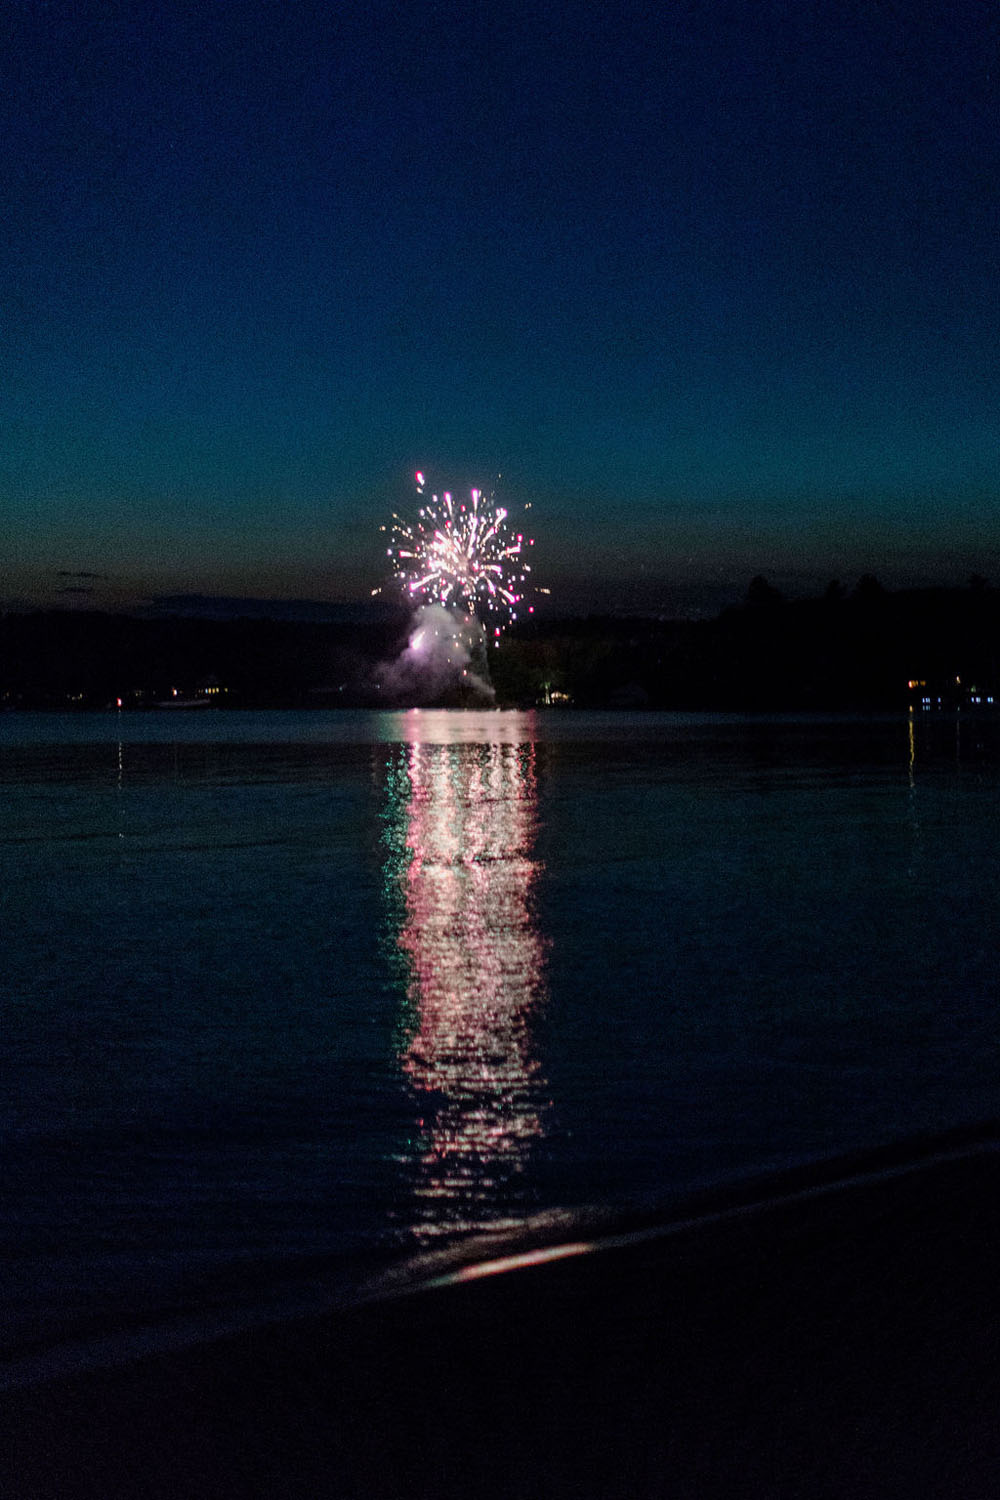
[377, 471, 547, 636]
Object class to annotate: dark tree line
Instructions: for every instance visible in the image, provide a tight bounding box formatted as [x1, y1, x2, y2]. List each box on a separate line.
[2, 579, 998, 711]
[493, 578, 1000, 710]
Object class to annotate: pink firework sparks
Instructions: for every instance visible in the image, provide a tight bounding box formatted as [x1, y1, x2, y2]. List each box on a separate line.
[385, 472, 536, 627]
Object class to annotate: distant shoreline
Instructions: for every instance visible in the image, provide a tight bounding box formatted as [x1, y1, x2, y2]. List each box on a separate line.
[3, 582, 999, 714]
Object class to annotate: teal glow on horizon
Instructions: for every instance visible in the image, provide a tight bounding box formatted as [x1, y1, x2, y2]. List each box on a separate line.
[4, 0, 998, 615]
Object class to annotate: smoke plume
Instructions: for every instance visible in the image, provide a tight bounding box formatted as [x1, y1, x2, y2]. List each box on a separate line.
[376, 605, 495, 706]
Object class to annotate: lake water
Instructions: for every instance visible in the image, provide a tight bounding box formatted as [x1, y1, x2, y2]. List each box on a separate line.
[4, 708, 1000, 1376]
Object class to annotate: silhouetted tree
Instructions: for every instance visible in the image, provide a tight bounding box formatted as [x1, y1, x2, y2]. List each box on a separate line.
[853, 574, 886, 602]
[745, 575, 784, 608]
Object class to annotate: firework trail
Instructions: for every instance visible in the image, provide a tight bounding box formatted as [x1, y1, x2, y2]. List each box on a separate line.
[380, 471, 535, 634]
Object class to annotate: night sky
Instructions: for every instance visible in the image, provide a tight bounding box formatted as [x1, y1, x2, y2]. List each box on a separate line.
[5, 0, 998, 616]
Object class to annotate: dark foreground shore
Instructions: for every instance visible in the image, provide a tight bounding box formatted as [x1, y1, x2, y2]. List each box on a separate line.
[4, 1124, 1000, 1499]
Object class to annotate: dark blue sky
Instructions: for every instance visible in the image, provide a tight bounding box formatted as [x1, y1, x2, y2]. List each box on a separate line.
[4, 0, 998, 614]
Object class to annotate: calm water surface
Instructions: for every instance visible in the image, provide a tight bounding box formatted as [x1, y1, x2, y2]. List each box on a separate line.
[3, 709, 1000, 1372]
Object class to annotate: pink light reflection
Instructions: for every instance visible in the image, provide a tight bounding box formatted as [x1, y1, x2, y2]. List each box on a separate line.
[388, 718, 550, 1239]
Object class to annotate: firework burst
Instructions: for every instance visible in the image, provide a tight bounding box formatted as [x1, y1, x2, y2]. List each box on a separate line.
[380, 471, 535, 631]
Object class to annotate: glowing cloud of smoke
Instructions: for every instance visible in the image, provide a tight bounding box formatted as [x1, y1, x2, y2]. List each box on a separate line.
[377, 604, 495, 706]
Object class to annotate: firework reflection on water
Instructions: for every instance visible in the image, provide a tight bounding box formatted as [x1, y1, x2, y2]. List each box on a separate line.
[380, 711, 550, 1240]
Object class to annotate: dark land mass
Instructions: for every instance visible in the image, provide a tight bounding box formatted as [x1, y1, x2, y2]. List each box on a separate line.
[3, 1122, 1000, 1499]
[2, 577, 999, 712]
